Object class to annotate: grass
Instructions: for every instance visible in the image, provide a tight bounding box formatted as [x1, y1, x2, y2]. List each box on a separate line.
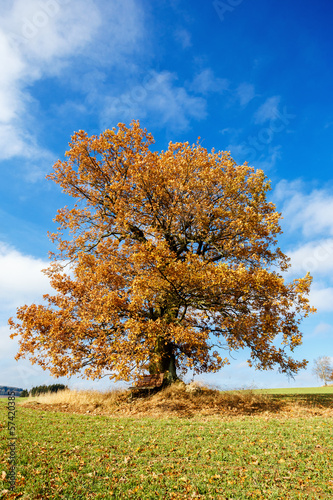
[253, 386, 333, 395]
[252, 386, 333, 413]
[0, 385, 333, 499]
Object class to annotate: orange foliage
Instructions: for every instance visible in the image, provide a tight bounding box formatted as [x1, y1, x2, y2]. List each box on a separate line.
[9, 121, 316, 382]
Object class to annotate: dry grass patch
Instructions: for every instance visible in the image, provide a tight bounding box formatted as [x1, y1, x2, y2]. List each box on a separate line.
[144, 382, 280, 416]
[19, 382, 333, 419]
[20, 382, 282, 418]
[22, 386, 129, 412]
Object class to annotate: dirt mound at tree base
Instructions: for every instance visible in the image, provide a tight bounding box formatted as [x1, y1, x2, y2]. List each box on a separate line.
[19, 384, 333, 419]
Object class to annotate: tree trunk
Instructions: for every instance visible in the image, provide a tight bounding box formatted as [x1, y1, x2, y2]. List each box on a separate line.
[149, 339, 178, 384]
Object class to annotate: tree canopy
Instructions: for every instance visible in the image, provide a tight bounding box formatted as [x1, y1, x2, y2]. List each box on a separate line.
[9, 121, 316, 382]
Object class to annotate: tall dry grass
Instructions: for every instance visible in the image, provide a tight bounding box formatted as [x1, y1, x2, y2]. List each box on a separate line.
[21, 382, 281, 417]
[27, 387, 129, 408]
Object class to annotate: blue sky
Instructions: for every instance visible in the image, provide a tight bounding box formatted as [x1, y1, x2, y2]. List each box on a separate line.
[1, 0, 333, 392]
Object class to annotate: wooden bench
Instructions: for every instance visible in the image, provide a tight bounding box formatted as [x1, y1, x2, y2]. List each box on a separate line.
[129, 373, 165, 398]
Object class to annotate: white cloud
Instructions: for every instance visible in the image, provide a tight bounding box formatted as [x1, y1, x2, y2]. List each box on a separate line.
[312, 323, 333, 336]
[273, 180, 333, 238]
[0, 322, 68, 389]
[236, 361, 248, 369]
[174, 28, 192, 49]
[226, 94, 295, 170]
[254, 96, 281, 124]
[190, 68, 229, 95]
[227, 141, 281, 171]
[0, 0, 145, 164]
[273, 178, 303, 202]
[0, 325, 19, 358]
[286, 239, 333, 276]
[219, 127, 232, 135]
[3, 0, 101, 67]
[0, 124, 26, 159]
[0, 242, 52, 310]
[0, 242, 58, 388]
[308, 285, 333, 313]
[236, 82, 255, 106]
[0, 0, 100, 162]
[251, 146, 282, 171]
[0, 243, 91, 391]
[270, 180, 333, 317]
[103, 71, 207, 131]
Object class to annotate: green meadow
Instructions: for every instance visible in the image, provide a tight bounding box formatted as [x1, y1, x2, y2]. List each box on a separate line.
[253, 386, 333, 395]
[0, 387, 332, 499]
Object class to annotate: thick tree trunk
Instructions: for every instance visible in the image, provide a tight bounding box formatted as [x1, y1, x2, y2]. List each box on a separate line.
[149, 340, 178, 384]
[160, 345, 177, 383]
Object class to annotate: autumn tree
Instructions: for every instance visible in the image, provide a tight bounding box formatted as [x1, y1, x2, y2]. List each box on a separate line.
[312, 356, 333, 386]
[9, 121, 316, 384]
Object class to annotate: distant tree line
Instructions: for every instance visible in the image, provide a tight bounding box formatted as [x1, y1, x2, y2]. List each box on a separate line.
[28, 384, 68, 397]
[0, 386, 23, 396]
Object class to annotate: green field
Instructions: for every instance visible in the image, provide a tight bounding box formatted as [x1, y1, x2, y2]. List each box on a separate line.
[0, 388, 333, 499]
[253, 386, 333, 395]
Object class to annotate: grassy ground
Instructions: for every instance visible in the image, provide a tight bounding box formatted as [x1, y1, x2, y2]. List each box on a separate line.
[252, 386, 333, 414]
[0, 385, 333, 499]
[253, 386, 333, 395]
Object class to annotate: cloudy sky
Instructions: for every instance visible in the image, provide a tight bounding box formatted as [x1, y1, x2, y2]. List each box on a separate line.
[1, 0, 333, 391]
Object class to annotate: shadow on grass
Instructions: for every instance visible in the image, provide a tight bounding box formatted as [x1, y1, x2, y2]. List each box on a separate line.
[268, 393, 333, 409]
